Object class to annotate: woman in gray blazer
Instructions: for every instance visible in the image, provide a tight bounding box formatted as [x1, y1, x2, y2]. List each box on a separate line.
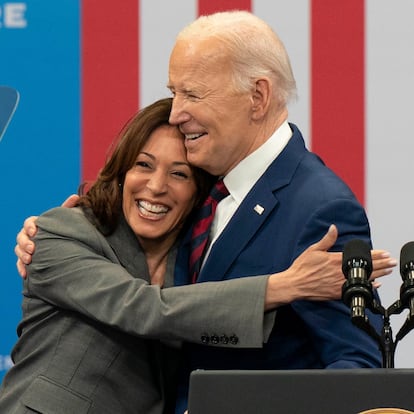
[0, 98, 284, 414]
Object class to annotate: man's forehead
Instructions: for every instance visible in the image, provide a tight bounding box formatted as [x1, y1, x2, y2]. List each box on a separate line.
[169, 47, 229, 82]
[171, 37, 227, 64]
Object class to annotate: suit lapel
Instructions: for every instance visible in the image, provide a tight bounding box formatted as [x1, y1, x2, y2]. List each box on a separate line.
[106, 214, 151, 283]
[197, 182, 279, 282]
[197, 124, 308, 282]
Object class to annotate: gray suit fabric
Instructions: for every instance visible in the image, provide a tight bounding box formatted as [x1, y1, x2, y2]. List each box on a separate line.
[0, 207, 269, 413]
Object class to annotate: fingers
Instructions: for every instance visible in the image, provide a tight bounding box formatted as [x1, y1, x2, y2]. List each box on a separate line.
[15, 238, 30, 278]
[23, 216, 39, 238]
[16, 258, 27, 278]
[16, 228, 34, 256]
[370, 267, 394, 281]
[310, 224, 338, 252]
[15, 235, 33, 265]
[14, 241, 30, 259]
[370, 249, 397, 280]
[62, 194, 79, 208]
[371, 249, 396, 262]
[15, 216, 38, 278]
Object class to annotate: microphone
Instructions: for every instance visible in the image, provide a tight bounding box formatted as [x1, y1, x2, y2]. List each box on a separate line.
[341, 239, 373, 320]
[396, 242, 414, 342]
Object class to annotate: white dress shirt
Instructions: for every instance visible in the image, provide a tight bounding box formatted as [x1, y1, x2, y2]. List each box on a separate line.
[203, 120, 293, 265]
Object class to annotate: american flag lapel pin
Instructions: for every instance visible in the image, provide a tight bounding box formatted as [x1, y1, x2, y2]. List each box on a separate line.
[254, 204, 265, 215]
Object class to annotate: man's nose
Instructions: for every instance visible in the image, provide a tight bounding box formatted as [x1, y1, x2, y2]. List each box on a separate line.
[169, 95, 188, 125]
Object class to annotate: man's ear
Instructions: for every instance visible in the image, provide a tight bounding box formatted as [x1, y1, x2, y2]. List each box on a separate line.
[251, 78, 271, 120]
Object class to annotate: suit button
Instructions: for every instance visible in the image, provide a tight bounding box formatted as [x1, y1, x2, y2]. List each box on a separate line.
[229, 334, 239, 345]
[210, 334, 219, 344]
[201, 333, 210, 344]
[220, 334, 229, 344]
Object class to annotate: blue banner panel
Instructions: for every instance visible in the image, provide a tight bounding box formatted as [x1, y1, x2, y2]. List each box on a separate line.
[0, 0, 80, 381]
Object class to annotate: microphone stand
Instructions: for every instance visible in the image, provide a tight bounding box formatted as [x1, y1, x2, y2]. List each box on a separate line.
[341, 239, 414, 368]
[370, 298, 397, 369]
[343, 282, 413, 368]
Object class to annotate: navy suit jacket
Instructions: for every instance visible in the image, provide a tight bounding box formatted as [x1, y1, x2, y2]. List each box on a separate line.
[174, 124, 382, 401]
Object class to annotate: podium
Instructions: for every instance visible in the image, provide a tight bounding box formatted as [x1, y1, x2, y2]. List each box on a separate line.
[188, 369, 414, 413]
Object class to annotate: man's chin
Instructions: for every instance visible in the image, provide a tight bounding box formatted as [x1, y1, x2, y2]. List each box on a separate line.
[186, 152, 201, 165]
[186, 152, 208, 170]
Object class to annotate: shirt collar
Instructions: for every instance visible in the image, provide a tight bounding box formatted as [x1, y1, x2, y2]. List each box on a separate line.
[223, 120, 292, 205]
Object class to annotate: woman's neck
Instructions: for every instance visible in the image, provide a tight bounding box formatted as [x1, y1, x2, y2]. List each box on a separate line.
[139, 237, 175, 286]
[145, 251, 169, 286]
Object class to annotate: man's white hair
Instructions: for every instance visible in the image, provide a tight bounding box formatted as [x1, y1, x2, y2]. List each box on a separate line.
[176, 10, 297, 107]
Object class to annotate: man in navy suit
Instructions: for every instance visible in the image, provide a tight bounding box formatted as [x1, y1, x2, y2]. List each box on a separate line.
[167, 11, 387, 410]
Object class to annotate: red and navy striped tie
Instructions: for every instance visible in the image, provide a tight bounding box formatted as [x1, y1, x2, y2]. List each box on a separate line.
[189, 179, 229, 283]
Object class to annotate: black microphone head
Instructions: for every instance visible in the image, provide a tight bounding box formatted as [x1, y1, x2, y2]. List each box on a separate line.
[400, 242, 414, 280]
[342, 239, 373, 277]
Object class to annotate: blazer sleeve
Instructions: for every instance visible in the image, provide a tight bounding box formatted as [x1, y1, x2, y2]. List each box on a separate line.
[27, 207, 269, 348]
[291, 198, 382, 368]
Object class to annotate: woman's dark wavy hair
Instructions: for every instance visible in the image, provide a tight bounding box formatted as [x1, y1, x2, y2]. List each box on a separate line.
[77, 97, 215, 234]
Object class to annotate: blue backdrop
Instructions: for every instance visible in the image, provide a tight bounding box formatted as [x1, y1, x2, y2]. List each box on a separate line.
[0, 0, 80, 381]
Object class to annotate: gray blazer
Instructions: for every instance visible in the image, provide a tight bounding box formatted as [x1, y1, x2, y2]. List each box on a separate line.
[0, 207, 269, 413]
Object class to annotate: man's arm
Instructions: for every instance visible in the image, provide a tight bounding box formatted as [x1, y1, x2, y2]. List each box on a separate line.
[15, 194, 79, 277]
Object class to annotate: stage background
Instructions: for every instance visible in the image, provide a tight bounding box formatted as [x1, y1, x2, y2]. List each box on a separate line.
[1, 0, 413, 381]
